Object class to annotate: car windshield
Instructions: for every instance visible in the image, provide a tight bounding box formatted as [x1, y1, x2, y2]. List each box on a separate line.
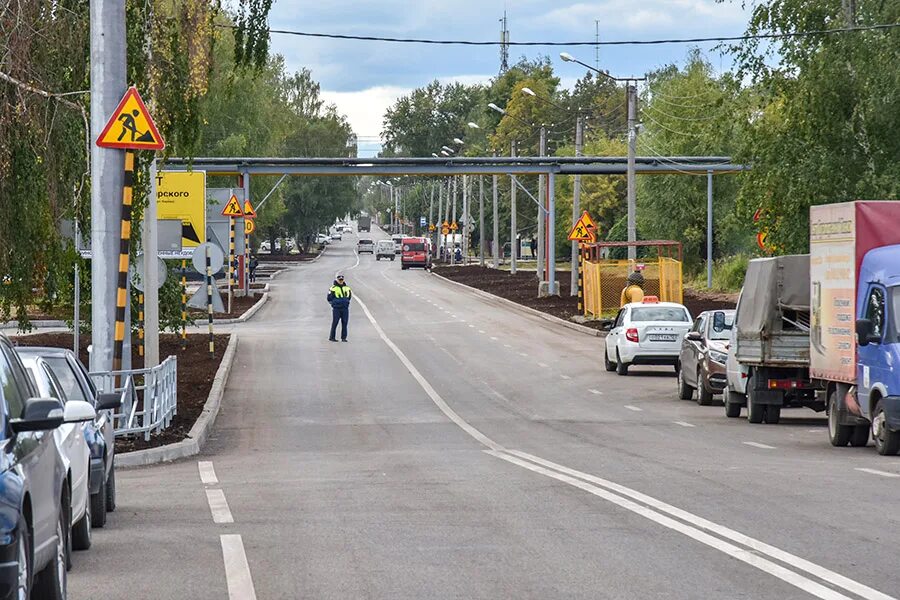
[890, 287, 900, 339]
[630, 307, 689, 322]
[707, 311, 735, 341]
[359, 239, 372, 245]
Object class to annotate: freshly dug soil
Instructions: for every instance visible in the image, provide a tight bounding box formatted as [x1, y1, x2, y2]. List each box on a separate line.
[10, 332, 230, 453]
[433, 265, 738, 328]
[258, 251, 320, 262]
[188, 293, 260, 318]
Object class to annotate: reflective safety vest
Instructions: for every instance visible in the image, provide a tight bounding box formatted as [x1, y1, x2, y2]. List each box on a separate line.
[330, 284, 351, 298]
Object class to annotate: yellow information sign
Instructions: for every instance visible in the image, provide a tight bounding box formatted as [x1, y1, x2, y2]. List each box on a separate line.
[156, 171, 206, 248]
[222, 195, 244, 218]
[96, 87, 165, 150]
[245, 219, 256, 235]
[441, 225, 450, 235]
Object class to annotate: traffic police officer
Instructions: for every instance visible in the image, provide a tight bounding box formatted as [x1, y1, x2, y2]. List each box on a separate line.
[327, 273, 352, 342]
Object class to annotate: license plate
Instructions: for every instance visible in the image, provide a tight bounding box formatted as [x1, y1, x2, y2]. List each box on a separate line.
[649, 334, 677, 342]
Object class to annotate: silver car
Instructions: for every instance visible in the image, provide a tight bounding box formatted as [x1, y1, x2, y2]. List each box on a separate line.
[357, 238, 374, 254]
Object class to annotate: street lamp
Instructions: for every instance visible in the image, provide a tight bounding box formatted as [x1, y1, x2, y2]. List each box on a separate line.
[431, 152, 439, 158]
[488, 102, 506, 115]
[440, 150, 450, 156]
[441, 145, 455, 154]
[521, 87, 536, 97]
[467, 122, 480, 129]
[453, 138, 464, 145]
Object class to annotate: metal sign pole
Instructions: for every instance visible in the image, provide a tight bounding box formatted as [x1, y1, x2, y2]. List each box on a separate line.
[112, 150, 135, 375]
[206, 245, 214, 358]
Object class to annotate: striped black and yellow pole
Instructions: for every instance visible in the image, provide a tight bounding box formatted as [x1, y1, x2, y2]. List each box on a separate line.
[206, 246, 214, 358]
[228, 217, 235, 313]
[112, 150, 135, 374]
[138, 292, 144, 358]
[180, 259, 187, 350]
[244, 224, 250, 293]
[577, 243, 585, 314]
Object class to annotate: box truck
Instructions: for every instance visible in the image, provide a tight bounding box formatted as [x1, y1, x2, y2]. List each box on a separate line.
[810, 201, 900, 455]
[357, 215, 371, 232]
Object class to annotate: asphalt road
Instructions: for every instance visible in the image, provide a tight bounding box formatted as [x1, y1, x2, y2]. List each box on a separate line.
[70, 227, 899, 600]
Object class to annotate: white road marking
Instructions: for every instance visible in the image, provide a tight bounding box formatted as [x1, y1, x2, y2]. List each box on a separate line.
[854, 468, 899, 478]
[674, 421, 695, 428]
[492, 450, 881, 600]
[355, 294, 500, 450]
[469, 324, 475, 328]
[519, 352, 528, 357]
[560, 374, 571, 380]
[490, 336, 498, 341]
[439, 346, 463, 366]
[198, 461, 218, 485]
[504, 343, 512, 348]
[354, 291, 890, 600]
[589, 389, 603, 395]
[451, 314, 458, 318]
[537, 362, 548, 368]
[743, 442, 776, 450]
[478, 329, 486, 334]
[624, 405, 643, 412]
[220, 535, 258, 600]
[206, 489, 234, 523]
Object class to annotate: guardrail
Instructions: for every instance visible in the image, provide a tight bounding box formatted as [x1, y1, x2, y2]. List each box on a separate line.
[89, 356, 178, 440]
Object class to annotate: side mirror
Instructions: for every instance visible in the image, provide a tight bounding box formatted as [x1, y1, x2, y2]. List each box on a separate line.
[686, 331, 703, 342]
[9, 398, 65, 433]
[96, 392, 122, 411]
[856, 318, 880, 346]
[64, 400, 96, 423]
[600, 321, 614, 331]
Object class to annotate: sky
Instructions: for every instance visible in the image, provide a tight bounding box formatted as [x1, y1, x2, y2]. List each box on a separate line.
[267, 1, 753, 156]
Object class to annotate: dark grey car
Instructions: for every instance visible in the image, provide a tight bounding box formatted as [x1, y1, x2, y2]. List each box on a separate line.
[677, 310, 735, 405]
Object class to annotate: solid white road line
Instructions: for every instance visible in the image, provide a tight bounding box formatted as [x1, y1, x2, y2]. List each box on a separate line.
[537, 362, 548, 368]
[673, 421, 696, 428]
[490, 336, 498, 341]
[624, 405, 643, 412]
[355, 294, 501, 451]
[206, 489, 234, 524]
[220, 535, 258, 600]
[743, 442, 776, 450]
[354, 291, 893, 600]
[478, 329, 486, 334]
[198, 461, 218, 485]
[492, 451, 874, 600]
[560, 374, 571, 380]
[854, 468, 899, 478]
[589, 388, 603, 395]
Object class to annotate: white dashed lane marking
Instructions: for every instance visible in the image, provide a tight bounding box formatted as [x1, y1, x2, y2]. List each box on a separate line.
[674, 421, 695, 428]
[624, 405, 643, 412]
[198, 461, 218, 485]
[743, 442, 776, 450]
[589, 389, 603, 395]
[854, 468, 899, 478]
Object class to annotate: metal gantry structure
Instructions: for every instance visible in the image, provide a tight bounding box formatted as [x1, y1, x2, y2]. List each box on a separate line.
[164, 154, 748, 299]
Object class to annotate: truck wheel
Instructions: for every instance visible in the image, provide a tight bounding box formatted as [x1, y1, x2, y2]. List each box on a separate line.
[676, 366, 693, 399]
[849, 425, 869, 447]
[747, 393, 765, 424]
[827, 390, 852, 447]
[615, 351, 628, 376]
[872, 401, 900, 456]
[697, 368, 713, 406]
[724, 390, 742, 418]
[604, 349, 616, 372]
[764, 405, 781, 424]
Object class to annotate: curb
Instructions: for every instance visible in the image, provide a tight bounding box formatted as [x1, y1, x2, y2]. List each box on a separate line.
[1, 319, 68, 330]
[431, 272, 604, 338]
[115, 333, 239, 468]
[217, 292, 269, 324]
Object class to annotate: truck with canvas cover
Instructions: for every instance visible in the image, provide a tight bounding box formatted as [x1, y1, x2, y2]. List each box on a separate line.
[731, 254, 822, 424]
[811, 201, 900, 455]
[358, 215, 371, 232]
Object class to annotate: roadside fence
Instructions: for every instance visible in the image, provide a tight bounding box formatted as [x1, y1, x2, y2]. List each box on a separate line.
[90, 356, 178, 440]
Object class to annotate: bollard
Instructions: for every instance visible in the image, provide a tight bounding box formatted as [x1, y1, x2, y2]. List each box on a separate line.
[206, 245, 214, 358]
[113, 150, 135, 374]
[180, 259, 187, 349]
[138, 292, 144, 358]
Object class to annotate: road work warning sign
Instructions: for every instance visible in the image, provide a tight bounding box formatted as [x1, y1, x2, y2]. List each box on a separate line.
[222, 195, 244, 217]
[568, 210, 597, 242]
[156, 171, 206, 249]
[96, 87, 165, 150]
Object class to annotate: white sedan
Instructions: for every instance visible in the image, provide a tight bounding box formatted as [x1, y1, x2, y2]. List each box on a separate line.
[604, 299, 693, 376]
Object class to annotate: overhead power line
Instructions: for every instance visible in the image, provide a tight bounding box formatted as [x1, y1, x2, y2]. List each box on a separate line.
[248, 22, 900, 47]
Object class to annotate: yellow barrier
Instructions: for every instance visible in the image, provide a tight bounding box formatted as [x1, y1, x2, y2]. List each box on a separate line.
[583, 257, 683, 318]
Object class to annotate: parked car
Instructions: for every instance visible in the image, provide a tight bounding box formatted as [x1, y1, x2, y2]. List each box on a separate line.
[0, 333, 92, 599]
[391, 234, 404, 254]
[20, 353, 94, 557]
[375, 240, 395, 261]
[17, 347, 119, 527]
[315, 234, 331, 245]
[330, 231, 342, 241]
[604, 299, 692, 376]
[357, 238, 374, 254]
[677, 310, 736, 405]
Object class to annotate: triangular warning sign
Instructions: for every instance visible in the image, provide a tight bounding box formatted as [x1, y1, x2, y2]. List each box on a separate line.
[222, 195, 243, 218]
[96, 87, 165, 150]
[578, 210, 597, 231]
[242, 200, 257, 219]
[568, 216, 596, 242]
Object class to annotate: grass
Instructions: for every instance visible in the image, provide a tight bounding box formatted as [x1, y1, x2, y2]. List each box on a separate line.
[687, 254, 749, 292]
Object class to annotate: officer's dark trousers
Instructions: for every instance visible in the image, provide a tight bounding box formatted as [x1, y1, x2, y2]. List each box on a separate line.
[330, 307, 349, 340]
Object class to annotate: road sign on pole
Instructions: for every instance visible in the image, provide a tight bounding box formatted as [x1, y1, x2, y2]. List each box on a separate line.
[96, 87, 165, 150]
[245, 219, 256, 235]
[243, 200, 257, 219]
[222, 195, 244, 218]
[420, 216, 426, 226]
[568, 210, 597, 243]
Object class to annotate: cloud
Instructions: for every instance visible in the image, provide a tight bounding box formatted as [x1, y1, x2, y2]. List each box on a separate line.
[321, 85, 409, 140]
[537, 0, 745, 33]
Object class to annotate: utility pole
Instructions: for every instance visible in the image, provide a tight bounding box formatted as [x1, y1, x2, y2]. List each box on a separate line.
[478, 176, 485, 266]
[571, 116, 583, 296]
[452, 176, 458, 264]
[437, 179, 444, 252]
[707, 170, 714, 289]
[626, 82, 638, 261]
[429, 182, 435, 243]
[537, 126, 546, 281]
[492, 164, 500, 269]
[90, 0, 127, 372]
[510, 140, 518, 274]
[462, 175, 469, 263]
[142, 160, 160, 367]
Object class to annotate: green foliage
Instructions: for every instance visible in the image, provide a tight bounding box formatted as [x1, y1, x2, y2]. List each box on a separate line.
[688, 254, 749, 292]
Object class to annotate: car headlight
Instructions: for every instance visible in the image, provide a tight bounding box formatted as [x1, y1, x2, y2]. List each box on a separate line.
[708, 350, 728, 364]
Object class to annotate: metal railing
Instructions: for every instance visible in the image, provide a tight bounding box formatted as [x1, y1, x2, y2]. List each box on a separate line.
[90, 356, 178, 440]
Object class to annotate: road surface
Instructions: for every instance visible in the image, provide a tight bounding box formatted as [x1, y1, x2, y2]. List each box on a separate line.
[70, 228, 899, 600]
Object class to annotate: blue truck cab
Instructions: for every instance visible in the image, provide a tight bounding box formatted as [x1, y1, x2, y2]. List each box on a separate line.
[854, 244, 900, 455]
